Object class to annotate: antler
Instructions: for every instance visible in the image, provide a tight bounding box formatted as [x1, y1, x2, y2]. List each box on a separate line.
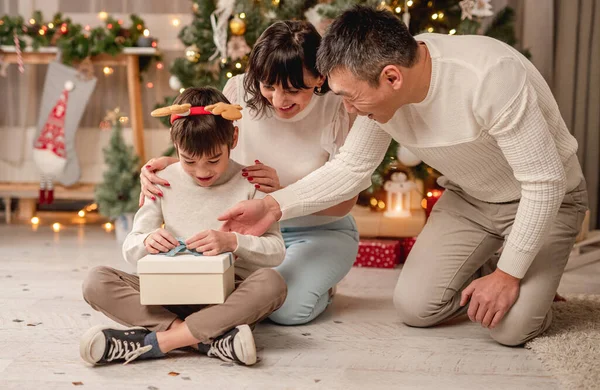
[205, 102, 243, 121]
[151, 103, 192, 117]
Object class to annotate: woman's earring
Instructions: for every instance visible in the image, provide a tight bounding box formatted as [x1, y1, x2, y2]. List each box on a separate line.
[315, 86, 322, 94]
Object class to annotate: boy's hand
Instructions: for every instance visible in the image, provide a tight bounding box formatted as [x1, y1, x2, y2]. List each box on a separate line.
[185, 230, 237, 256]
[144, 229, 178, 254]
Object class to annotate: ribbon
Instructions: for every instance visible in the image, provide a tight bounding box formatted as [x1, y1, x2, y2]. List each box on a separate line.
[161, 238, 203, 257]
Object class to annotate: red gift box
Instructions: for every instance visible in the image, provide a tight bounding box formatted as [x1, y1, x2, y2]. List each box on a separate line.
[354, 239, 401, 268]
[399, 237, 417, 263]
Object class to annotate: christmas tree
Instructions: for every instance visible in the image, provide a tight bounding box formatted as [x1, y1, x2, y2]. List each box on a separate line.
[95, 109, 141, 220]
[161, 0, 524, 204]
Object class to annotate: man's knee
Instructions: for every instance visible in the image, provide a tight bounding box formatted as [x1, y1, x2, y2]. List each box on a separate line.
[81, 266, 115, 305]
[393, 284, 443, 328]
[489, 310, 551, 347]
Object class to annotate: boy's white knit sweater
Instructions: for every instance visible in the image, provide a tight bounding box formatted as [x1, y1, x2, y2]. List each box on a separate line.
[271, 33, 584, 279]
[123, 160, 285, 279]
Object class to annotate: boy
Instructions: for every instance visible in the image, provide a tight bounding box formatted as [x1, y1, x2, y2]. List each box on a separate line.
[80, 87, 287, 366]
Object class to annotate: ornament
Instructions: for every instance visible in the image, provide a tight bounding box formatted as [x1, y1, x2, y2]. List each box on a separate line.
[192, 2, 199, 13]
[229, 16, 246, 36]
[459, 0, 475, 20]
[472, 0, 493, 17]
[384, 172, 417, 218]
[169, 75, 182, 91]
[227, 35, 251, 61]
[185, 45, 201, 62]
[397, 145, 421, 167]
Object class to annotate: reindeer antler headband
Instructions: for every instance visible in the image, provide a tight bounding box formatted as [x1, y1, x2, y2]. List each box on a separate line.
[151, 102, 243, 124]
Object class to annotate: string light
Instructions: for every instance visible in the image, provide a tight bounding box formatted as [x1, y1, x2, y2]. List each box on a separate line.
[48, 22, 54, 28]
[239, 13, 246, 19]
[427, 27, 434, 33]
[29, 18, 36, 25]
[377, 200, 386, 210]
[103, 66, 114, 75]
[98, 11, 108, 21]
[119, 116, 129, 124]
[85, 25, 91, 31]
[438, 12, 444, 19]
[432, 14, 438, 20]
[226, 72, 233, 78]
[449, 29, 456, 35]
[143, 28, 150, 37]
[172, 18, 180, 27]
[137, 24, 143, 30]
[407, 0, 414, 6]
[421, 198, 428, 209]
[31, 217, 40, 225]
[151, 41, 157, 48]
[156, 63, 164, 70]
[103, 222, 113, 232]
[395, 6, 402, 13]
[118, 19, 124, 25]
[52, 223, 61, 232]
[427, 191, 433, 197]
[38, 29, 45, 36]
[147, 82, 154, 88]
[221, 58, 227, 64]
[370, 198, 378, 207]
[60, 23, 67, 33]
[272, 0, 280, 5]
[78, 210, 86, 218]
[179, 87, 185, 93]
[235, 62, 242, 69]
[107, 23, 113, 29]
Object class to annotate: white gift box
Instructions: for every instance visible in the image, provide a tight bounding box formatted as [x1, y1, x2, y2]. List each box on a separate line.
[138, 253, 235, 305]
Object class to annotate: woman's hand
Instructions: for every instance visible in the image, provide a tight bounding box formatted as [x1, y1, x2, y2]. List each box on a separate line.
[242, 160, 282, 193]
[144, 228, 179, 254]
[139, 156, 178, 207]
[185, 229, 237, 256]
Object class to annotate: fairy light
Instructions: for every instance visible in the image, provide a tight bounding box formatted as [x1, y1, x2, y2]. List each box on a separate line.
[370, 198, 378, 207]
[104, 222, 113, 232]
[377, 200, 386, 210]
[239, 13, 246, 19]
[31, 217, 40, 225]
[156, 63, 164, 70]
[52, 223, 61, 232]
[179, 88, 185, 93]
[427, 27, 434, 33]
[147, 82, 154, 88]
[438, 12, 444, 19]
[103, 66, 114, 75]
[272, 0, 280, 5]
[137, 24, 143, 30]
[171, 18, 180, 27]
[449, 29, 456, 35]
[78, 210, 86, 218]
[118, 19, 124, 25]
[432, 14, 438, 20]
[119, 116, 129, 124]
[235, 62, 242, 69]
[98, 11, 108, 21]
[48, 22, 54, 28]
[107, 23, 113, 29]
[29, 18, 36, 25]
[143, 28, 150, 37]
[85, 25, 91, 31]
[395, 6, 402, 13]
[60, 23, 68, 33]
[38, 29, 45, 35]
[151, 41, 157, 48]
[221, 58, 227, 64]
[226, 72, 233, 78]
[407, 0, 414, 6]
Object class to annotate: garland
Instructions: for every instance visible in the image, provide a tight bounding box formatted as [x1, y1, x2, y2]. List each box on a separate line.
[0, 11, 160, 73]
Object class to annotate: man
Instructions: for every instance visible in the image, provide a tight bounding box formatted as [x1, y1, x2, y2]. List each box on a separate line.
[219, 6, 588, 346]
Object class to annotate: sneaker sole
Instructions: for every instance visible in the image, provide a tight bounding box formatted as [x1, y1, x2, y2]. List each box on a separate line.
[79, 325, 147, 365]
[235, 324, 257, 366]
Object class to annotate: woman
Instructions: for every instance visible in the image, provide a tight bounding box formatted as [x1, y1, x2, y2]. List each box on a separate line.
[140, 21, 359, 325]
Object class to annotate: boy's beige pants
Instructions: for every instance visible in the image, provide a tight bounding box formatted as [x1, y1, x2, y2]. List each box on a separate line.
[82, 267, 287, 342]
[394, 178, 588, 346]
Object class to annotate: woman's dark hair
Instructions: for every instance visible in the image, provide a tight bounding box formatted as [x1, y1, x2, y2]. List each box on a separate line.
[170, 87, 235, 158]
[243, 20, 329, 117]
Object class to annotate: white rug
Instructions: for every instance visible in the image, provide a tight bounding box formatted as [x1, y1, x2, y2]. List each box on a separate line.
[526, 295, 600, 390]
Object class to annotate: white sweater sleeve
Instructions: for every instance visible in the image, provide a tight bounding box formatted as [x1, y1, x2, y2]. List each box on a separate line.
[232, 189, 286, 267]
[121, 198, 164, 266]
[476, 59, 567, 278]
[271, 115, 392, 219]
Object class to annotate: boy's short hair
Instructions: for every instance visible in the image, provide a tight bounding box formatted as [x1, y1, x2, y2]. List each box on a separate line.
[170, 87, 236, 158]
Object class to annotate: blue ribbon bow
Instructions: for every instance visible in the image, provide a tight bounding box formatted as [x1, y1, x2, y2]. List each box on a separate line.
[160, 238, 203, 257]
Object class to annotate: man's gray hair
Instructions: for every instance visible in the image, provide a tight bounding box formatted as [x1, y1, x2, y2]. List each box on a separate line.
[317, 6, 418, 87]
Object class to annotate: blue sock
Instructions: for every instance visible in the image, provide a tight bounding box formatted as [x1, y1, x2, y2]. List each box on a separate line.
[142, 332, 166, 359]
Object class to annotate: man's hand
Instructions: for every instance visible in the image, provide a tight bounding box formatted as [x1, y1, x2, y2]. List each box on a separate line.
[185, 230, 237, 256]
[460, 269, 520, 329]
[218, 196, 282, 236]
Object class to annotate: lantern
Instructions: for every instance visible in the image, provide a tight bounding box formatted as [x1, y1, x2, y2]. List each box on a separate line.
[383, 172, 416, 218]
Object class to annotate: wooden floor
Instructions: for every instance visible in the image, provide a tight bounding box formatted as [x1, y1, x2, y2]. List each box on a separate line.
[1, 224, 599, 390]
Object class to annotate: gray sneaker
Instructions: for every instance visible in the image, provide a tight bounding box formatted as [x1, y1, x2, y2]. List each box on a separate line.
[80, 325, 153, 365]
[200, 324, 257, 366]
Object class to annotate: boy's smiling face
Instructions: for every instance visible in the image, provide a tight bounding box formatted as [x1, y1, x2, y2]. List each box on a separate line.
[177, 144, 231, 187]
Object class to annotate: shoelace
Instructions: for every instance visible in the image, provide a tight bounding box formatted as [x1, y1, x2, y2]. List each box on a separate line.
[207, 335, 235, 362]
[106, 337, 153, 365]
